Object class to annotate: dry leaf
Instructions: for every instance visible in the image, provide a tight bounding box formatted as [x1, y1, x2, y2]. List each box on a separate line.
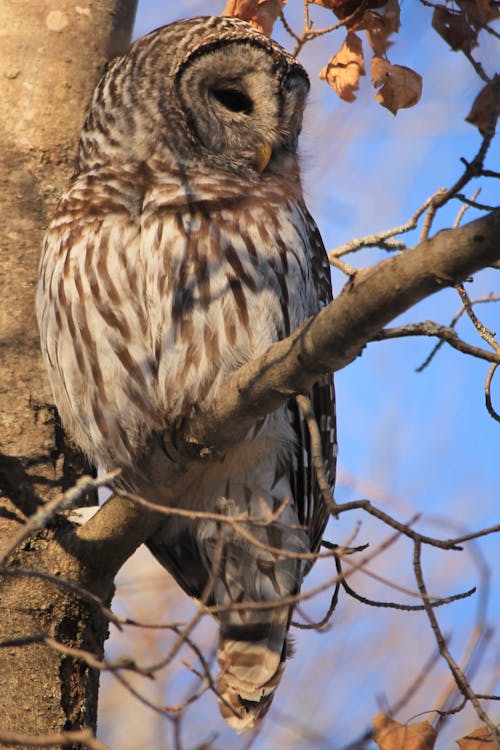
[222, 0, 285, 36]
[319, 32, 365, 102]
[457, 725, 499, 748]
[431, 6, 478, 51]
[310, 0, 386, 20]
[373, 713, 437, 750]
[364, 0, 401, 55]
[466, 75, 500, 133]
[371, 56, 422, 114]
[457, 0, 500, 28]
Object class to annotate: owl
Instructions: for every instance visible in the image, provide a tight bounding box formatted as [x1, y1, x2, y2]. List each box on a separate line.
[36, 16, 336, 732]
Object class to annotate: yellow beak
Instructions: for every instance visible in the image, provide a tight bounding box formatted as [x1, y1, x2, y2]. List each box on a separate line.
[255, 142, 272, 173]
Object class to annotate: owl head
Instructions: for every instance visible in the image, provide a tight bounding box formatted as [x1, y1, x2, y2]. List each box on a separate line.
[78, 16, 310, 177]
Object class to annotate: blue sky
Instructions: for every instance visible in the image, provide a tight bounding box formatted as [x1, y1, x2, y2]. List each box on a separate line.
[99, 3, 499, 748]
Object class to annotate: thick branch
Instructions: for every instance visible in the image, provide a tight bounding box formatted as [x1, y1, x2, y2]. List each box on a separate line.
[80, 208, 500, 559]
[179, 208, 500, 454]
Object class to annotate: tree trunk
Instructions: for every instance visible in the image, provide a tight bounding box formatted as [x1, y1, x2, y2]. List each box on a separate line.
[0, 2, 137, 741]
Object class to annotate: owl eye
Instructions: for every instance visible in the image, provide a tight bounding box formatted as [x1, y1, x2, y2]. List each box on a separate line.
[211, 87, 253, 115]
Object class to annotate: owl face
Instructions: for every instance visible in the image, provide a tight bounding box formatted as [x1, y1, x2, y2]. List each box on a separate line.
[78, 17, 310, 177]
[175, 40, 310, 174]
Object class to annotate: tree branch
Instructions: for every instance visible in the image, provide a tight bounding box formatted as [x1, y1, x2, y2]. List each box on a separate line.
[178, 208, 500, 456]
[371, 322, 500, 365]
[78, 208, 500, 566]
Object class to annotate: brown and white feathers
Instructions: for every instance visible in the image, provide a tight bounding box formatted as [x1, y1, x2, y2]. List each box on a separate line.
[36, 16, 336, 732]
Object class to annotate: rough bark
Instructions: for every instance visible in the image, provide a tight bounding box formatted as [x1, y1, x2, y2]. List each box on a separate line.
[0, 2, 137, 743]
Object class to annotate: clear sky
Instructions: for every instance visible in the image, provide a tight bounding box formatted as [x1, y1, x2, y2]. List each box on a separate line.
[99, 4, 499, 748]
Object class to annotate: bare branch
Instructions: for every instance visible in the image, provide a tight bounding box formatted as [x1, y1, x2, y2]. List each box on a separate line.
[485, 363, 500, 423]
[328, 191, 444, 260]
[420, 98, 500, 238]
[372, 322, 500, 366]
[0, 471, 120, 567]
[455, 285, 499, 352]
[339, 558, 475, 612]
[0, 566, 121, 625]
[413, 540, 500, 746]
[175, 209, 500, 462]
[416, 295, 500, 371]
[0, 728, 109, 749]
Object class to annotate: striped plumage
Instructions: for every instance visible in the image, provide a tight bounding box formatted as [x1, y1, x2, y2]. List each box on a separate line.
[36, 16, 336, 732]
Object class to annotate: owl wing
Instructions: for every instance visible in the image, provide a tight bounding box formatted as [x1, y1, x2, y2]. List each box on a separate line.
[36, 177, 162, 471]
[289, 218, 336, 560]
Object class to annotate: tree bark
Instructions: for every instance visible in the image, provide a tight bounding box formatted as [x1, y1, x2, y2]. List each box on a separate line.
[0, 2, 137, 742]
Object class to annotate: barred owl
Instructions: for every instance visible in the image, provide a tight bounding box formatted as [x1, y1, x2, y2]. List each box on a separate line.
[36, 16, 336, 732]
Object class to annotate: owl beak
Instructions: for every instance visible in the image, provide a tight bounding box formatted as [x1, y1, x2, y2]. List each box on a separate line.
[255, 142, 272, 173]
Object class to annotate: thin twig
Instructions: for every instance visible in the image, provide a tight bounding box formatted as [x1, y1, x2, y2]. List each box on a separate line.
[0, 470, 120, 567]
[419, 97, 500, 238]
[455, 195, 495, 211]
[292, 579, 340, 630]
[485, 363, 500, 423]
[416, 295, 500, 372]
[413, 540, 500, 747]
[328, 191, 444, 260]
[455, 285, 499, 351]
[0, 566, 122, 627]
[0, 633, 156, 677]
[279, 9, 300, 43]
[0, 728, 109, 749]
[463, 50, 490, 84]
[339, 555, 475, 612]
[291, 1, 369, 56]
[372, 322, 500, 366]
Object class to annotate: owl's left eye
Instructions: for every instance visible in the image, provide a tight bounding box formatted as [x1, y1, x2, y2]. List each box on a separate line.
[211, 87, 253, 115]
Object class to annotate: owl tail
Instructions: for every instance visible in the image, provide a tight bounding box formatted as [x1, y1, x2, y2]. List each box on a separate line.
[216, 610, 291, 732]
[200, 484, 308, 732]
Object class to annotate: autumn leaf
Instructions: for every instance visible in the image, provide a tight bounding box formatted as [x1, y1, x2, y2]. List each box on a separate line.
[457, 0, 500, 29]
[466, 75, 500, 134]
[432, 6, 478, 51]
[364, 0, 401, 56]
[373, 713, 437, 750]
[456, 725, 499, 748]
[222, 0, 285, 36]
[319, 32, 365, 102]
[310, 0, 386, 19]
[371, 56, 422, 114]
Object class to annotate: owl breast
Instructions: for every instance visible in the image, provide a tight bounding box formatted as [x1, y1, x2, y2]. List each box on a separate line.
[142, 169, 317, 425]
[37, 165, 319, 472]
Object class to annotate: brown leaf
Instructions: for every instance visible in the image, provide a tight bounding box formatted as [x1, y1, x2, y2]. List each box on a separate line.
[222, 0, 285, 36]
[466, 75, 500, 134]
[456, 725, 499, 748]
[310, 0, 386, 20]
[457, 0, 500, 29]
[371, 56, 422, 114]
[364, 0, 401, 55]
[373, 713, 437, 750]
[319, 32, 365, 102]
[431, 6, 478, 51]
